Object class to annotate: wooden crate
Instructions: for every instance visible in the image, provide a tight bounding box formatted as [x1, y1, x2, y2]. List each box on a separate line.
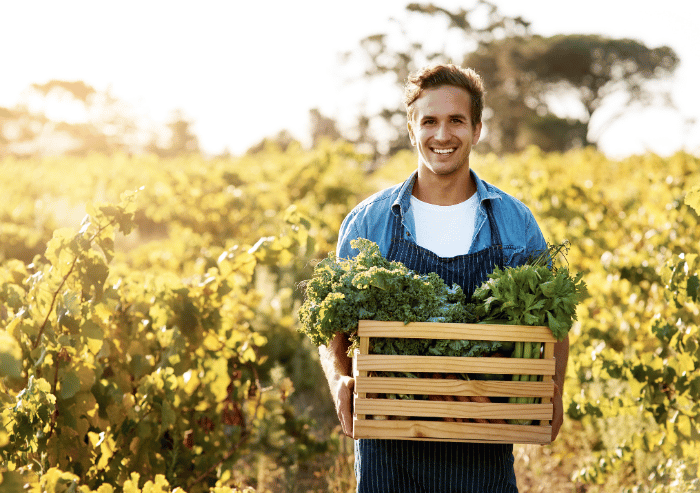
[353, 320, 557, 444]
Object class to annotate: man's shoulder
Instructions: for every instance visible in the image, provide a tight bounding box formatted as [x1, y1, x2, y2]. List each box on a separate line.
[479, 179, 535, 217]
[337, 180, 406, 258]
[346, 181, 403, 220]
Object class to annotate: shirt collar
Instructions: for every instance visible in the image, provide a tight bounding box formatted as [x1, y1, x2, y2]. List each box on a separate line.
[391, 168, 499, 217]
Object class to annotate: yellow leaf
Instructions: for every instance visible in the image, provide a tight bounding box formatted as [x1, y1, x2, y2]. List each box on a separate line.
[181, 370, 200, 396]
[676, 353, 695, 375]
[88, 431, 102, 448]
[684, 186, 700, 213]
[123, 472, 141, 493]
[251, 332, 267, 347]
[203, 332, 221, 351]
[241, 345, 256, 363]
[209, 358, 230, 402]
[677, 414, 692, 437]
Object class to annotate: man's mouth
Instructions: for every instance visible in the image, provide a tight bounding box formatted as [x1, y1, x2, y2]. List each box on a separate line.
[432, 148, 456, 155]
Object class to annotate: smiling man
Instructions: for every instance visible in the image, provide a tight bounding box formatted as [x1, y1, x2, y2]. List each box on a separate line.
[319, 63, 568, 492]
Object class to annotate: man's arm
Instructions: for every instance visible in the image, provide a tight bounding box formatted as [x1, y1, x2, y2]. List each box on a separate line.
[551, 335, 569, 441]
[318, 333, 355, 437]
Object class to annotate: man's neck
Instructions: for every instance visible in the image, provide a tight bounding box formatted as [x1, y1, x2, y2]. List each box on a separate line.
[412, 166, 476, 206]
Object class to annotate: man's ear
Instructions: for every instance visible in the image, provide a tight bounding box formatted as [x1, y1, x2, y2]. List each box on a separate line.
[472, 122, 482, 145]
[407, 120, 416, 146]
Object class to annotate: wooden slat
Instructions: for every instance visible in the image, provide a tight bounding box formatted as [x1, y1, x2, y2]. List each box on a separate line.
[540, 340, 556, 426]
[355, 398, 553, 420]
[358, 320, 557, 342]
[352, 321, 557, 443]
[355, 354, 555, 375]
[353, 348, 366, 420]
[355, 376, 554, 398]
[353, 418, 552, 444]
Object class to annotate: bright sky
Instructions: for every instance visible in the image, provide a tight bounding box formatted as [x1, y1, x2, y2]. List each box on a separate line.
[2, 0, 698, 158]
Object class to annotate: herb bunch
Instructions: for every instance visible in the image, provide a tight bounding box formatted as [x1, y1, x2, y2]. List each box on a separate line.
[472, 242, 588, 422]
[472, 241, 588, 342]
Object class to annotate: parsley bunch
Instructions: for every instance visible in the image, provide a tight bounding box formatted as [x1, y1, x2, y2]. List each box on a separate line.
[472, 242, 587, 342]
[471, 242, 587, 422]
[298, 238, 479, 351]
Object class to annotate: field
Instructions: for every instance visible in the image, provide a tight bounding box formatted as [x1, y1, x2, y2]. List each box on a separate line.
[1, 143, 699, 492]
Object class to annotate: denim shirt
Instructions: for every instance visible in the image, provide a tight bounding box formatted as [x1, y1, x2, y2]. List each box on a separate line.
[336, 169, 547, 268]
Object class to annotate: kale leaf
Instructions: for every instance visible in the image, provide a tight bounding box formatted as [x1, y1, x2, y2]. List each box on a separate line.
[298, 239, 495, 355]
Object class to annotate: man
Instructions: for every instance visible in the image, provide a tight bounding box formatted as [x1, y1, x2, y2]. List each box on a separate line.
[319, 63, 568, 492]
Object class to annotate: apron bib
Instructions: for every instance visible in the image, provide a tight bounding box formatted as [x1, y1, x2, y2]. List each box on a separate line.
[355, 200, 519, 493]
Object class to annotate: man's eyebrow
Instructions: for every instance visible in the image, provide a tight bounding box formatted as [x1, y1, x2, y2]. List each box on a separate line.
[420, 113, 468, 120]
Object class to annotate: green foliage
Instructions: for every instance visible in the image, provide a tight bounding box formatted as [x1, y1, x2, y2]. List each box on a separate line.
[0, 190, 326, 492]
[2, 145, 700, 492]
[473, 243, 588, 341]
[297, 238, 476, 351]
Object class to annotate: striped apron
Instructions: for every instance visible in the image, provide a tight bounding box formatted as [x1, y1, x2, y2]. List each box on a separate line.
[355, 199, 519, 492]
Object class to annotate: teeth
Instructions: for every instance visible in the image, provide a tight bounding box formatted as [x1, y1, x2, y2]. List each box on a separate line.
[433, 148, 455, 154]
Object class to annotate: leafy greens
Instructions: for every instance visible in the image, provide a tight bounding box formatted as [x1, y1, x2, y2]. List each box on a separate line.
[472, 242, 588, 341]
[298, 238, 504, 356]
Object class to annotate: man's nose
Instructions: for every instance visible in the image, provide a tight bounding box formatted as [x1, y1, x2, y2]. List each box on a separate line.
[435, 123, 449, 141]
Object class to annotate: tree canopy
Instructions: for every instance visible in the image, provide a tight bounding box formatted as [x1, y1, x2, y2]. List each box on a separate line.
[0, 82, 199, 158]
[342, 1, 679, 155]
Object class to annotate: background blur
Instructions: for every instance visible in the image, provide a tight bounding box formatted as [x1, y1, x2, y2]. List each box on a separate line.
[2, 2, 700, 493]
[1, 0, 698, 159]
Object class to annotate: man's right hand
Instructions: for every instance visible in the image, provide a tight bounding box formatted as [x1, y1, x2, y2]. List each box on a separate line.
[319, 333, 355, 438]
[335, 375, 355, 438]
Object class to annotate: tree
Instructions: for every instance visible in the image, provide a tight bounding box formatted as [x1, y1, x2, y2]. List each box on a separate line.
[309, 108, 342, 148]
[342, 1, 679, 155]
[520, 34, 679, 143]
[0, 80, 147, 157]
[148, 110, 201, 157]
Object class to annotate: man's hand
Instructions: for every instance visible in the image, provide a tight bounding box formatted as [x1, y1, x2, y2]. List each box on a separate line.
[334, 375, 355, 437]
[319, 333, 355, 438]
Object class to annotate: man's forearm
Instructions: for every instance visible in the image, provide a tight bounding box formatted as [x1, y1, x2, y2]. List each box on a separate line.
[319, 333, 352, 381]
[319, 333, 355, 436]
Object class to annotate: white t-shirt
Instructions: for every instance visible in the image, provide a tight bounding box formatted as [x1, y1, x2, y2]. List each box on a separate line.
[410, 193, 479, 257]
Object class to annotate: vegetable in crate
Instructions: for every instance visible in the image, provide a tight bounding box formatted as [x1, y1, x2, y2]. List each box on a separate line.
[472, 242, 587, 423]
[298, 238, 497, 356]
[472, 242, 587, 340]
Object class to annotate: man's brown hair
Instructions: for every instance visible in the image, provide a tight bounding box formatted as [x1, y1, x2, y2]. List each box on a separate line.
[404, 64, 485, 125]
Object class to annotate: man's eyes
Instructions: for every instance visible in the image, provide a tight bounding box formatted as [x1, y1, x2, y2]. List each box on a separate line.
[421, 118, 465, 125]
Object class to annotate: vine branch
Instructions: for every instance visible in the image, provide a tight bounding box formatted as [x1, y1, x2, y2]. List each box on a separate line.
[32, 217, 118, 350]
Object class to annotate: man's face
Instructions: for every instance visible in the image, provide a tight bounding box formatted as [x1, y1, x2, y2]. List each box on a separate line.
[407, 85, 482, 178]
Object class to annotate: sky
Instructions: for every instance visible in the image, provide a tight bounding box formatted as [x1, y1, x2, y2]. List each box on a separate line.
[2, 0, 699, 158]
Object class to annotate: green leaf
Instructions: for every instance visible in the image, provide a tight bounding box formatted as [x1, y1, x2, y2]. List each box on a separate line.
[0, 331, 22, 378]
[687, 275, 699, 302]
[0, 354, 22, 379]
[161, 401, 176, 428]
[60, 370, 81, 399]
[81, 320, 104, 355]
